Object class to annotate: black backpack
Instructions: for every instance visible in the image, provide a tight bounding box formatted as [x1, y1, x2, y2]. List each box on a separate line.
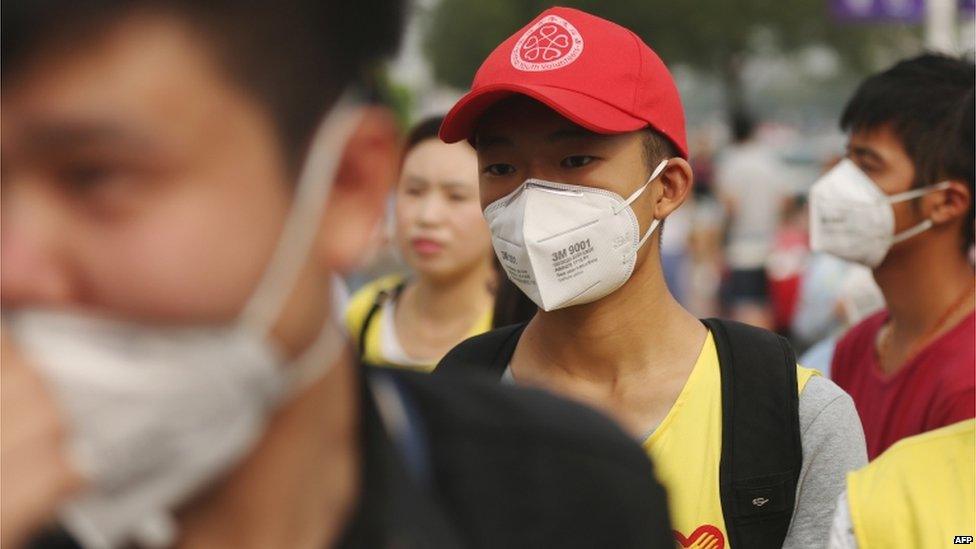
[434, 317, 801, 549]
[355, 280, 407, 367]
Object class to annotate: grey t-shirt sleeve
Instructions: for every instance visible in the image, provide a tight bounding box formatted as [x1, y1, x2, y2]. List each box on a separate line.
[782, 376, 867, 549]
[827, 491, 859, 549]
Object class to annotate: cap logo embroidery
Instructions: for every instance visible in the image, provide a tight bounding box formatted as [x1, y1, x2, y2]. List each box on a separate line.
[511, 15, 584, 72]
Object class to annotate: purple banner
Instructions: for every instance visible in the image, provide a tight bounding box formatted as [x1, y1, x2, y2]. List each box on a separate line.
[962, 0, 976, 14]
[830, 0, 925, 21]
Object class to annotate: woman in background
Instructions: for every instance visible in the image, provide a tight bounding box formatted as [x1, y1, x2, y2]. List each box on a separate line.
[345, 116, 495, 370]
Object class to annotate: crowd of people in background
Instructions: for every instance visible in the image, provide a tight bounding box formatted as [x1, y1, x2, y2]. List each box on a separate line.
[1, 1, 973, 548]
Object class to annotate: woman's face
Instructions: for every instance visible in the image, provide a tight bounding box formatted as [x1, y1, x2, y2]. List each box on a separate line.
[395, 138, 491, 281]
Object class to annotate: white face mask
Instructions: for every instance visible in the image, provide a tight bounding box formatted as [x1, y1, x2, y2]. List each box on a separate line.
[4, 93, 362, 549]
[485, 159, 668, 311]
[809, 159, 950, 268]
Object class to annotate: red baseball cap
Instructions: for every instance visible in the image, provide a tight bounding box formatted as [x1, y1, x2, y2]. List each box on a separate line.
[439, 6, 688, 158]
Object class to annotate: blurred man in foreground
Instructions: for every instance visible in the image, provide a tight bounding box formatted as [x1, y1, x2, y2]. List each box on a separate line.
[814, 54, 975, 459]
[0, 1, 673, 547]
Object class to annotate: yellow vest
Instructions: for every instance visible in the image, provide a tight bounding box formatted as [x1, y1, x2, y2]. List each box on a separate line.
[643, 332, 818, 548]
[345, 274, 493, 372]
[847, 419, 975, 549]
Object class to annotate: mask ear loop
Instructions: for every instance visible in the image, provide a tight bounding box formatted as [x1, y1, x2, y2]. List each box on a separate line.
[885, 180, 952, 204]
[237, 90, 364, 391]
[614, 159, 669, 214]
[892, 219, 935, 244]
[238, 90, 364, 336]
[616, 160, 669, 253]
[888, 181, 953, 245]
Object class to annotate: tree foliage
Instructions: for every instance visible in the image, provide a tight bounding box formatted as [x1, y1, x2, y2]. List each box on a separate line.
[424, 0, 919, 114]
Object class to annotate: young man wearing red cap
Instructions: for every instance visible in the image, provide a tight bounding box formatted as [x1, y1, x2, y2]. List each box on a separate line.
[436, 7, 866, 549]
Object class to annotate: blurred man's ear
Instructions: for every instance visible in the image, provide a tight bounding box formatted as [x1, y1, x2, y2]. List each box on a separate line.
[317, 106, 401, 273]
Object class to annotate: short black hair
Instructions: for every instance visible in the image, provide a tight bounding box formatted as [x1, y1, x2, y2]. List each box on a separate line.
[404, 116, 447, 156]
[641, 129, 679, 174]
[641, 129, 679, 243]
[841, 54, 975, 252]
[2, 0, 406, 170]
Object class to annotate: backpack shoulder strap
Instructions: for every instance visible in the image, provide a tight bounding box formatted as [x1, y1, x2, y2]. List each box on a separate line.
[358, 280, 407, 362]
[702, 317, 801, 549]
[364, 369, 467, 547]
[433, 323, 527, 380]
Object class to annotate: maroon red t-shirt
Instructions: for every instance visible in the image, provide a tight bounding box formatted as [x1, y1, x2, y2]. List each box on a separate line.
[831, 310, 975, 459]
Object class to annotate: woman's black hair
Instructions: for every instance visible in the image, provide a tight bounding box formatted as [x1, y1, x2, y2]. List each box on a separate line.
[404, 116, 447, 155]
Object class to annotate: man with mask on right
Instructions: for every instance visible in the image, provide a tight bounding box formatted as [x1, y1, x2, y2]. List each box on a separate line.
[813, 54, 975, 460]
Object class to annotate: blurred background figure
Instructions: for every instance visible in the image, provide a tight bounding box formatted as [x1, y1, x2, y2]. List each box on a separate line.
[345, 116, 495, 370]
[765, 195, 811, 336]
[793, 255, 885, 374]
[683, 132, 726, 318]
[660, 194, 695, 306]
[715, 112, 793, 329]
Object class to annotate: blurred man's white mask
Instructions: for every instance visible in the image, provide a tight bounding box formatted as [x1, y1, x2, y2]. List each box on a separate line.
[6, 93, 362, 549]
[809, 159, 950, 268]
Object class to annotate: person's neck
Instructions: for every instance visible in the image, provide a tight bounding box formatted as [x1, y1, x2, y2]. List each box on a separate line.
[874, 236, 975, 337]
[408, 261, 493, 323]
[176, 348, 361, 549]
[524, 250, 705, 383]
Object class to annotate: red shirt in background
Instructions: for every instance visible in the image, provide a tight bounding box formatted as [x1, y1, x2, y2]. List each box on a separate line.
[831, 310, 975, 459]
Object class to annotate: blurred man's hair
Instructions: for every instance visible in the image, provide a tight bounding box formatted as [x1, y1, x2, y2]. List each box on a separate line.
[2, 0, 405, 171]
[841, 54, 975, 253]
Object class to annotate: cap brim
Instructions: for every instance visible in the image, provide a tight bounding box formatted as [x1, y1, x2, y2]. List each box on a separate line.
[439, 82, 648, 144]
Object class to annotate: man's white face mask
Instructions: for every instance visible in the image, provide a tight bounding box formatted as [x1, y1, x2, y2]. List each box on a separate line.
[4, 93, 363, 549]
[484, 159, 668, 311]
[809, 159, 951, 268]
